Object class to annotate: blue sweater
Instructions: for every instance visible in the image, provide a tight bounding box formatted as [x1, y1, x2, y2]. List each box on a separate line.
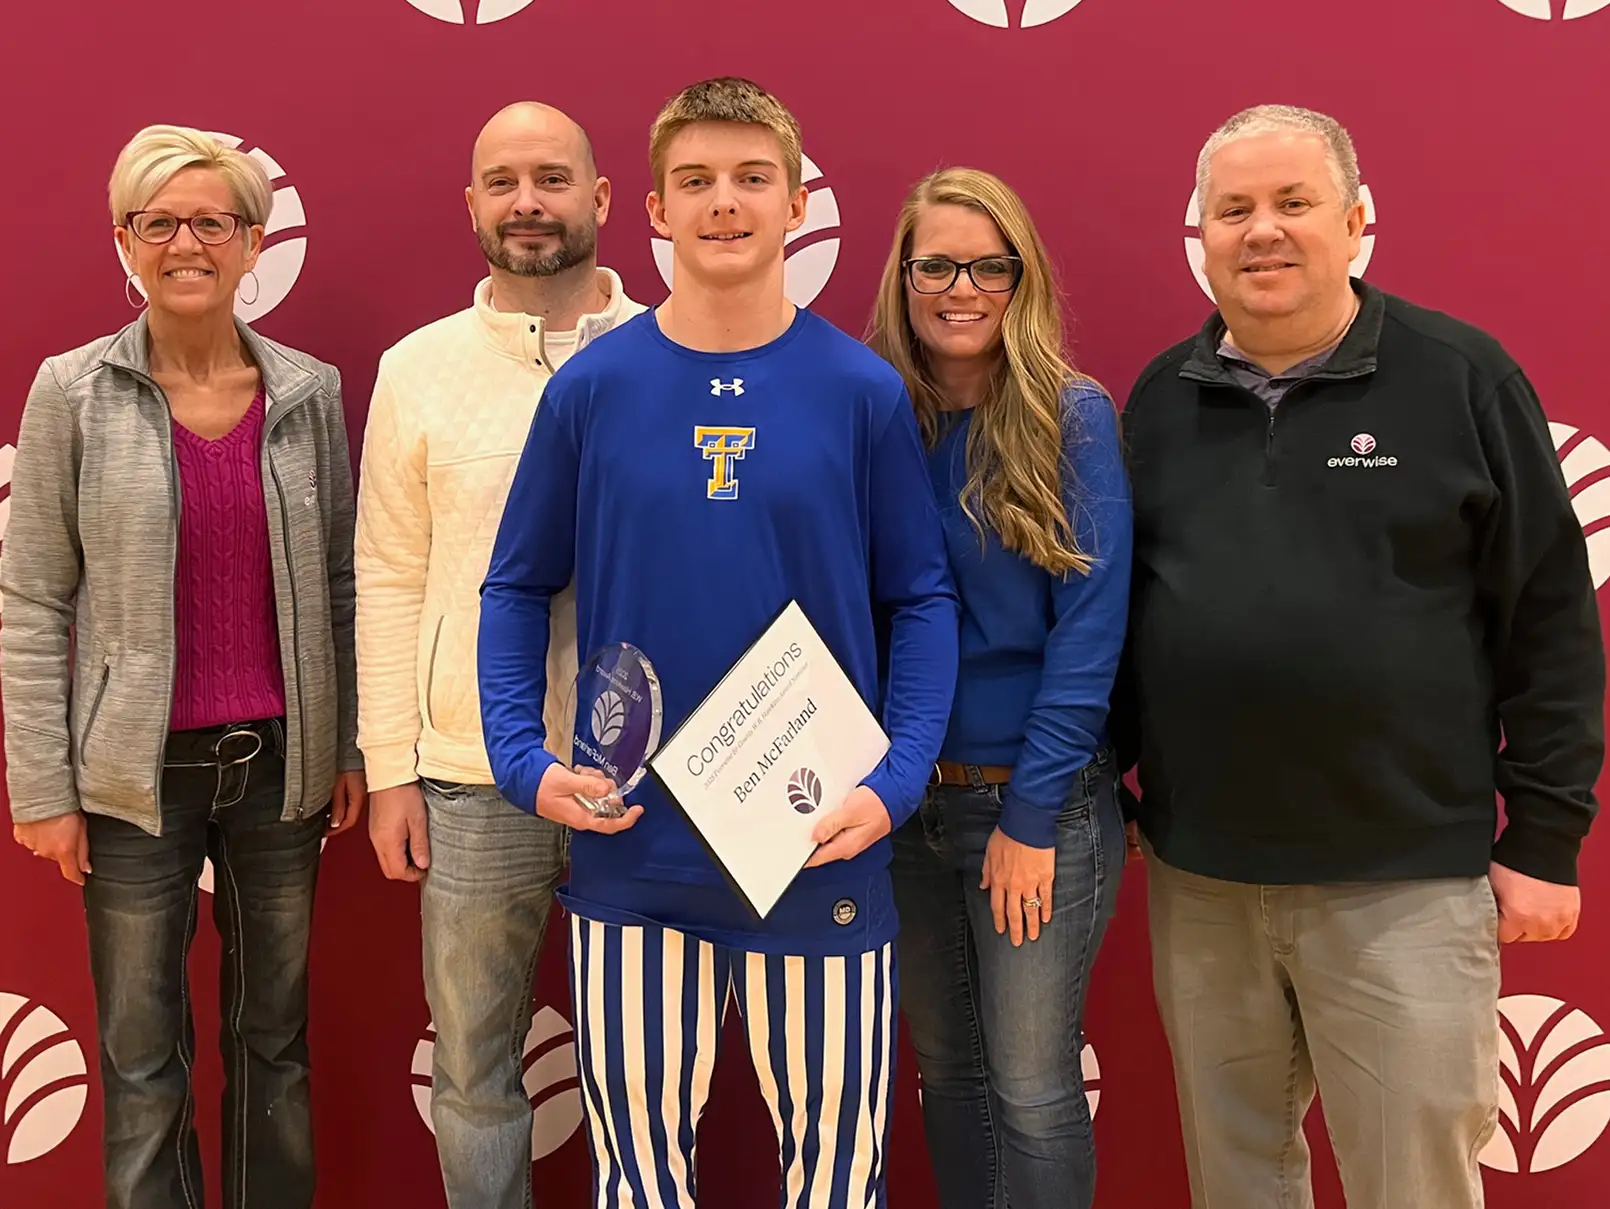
[478, 308, 959, 954]
[932, 384, 1131, 847]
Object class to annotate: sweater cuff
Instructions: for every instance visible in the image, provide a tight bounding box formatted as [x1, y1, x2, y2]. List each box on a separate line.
[998, 791, 1058, 849]
[859, 768, 914, 831]
[9, 797, 82, 826]
[1492, 815, 1583, 887]
[510, 750, 560, 817]
[362, 742, 420, 794]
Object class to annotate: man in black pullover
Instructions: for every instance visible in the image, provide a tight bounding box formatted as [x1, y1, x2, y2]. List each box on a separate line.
[1120, 104, 1603, 1209]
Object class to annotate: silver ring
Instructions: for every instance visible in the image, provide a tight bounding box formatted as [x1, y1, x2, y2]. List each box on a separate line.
[1023, 896, 1042, 908]
[214, 727, 264, 767]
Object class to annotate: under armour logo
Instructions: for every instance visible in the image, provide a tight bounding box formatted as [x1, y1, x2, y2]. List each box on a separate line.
[710, 379, 745, 396]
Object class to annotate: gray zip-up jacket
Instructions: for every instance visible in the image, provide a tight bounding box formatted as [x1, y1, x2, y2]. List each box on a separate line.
[1, 316, 361, 835]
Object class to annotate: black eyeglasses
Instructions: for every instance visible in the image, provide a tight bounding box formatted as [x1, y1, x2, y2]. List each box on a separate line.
[124, 210, 247, 245]
[903, 255, 1023, 294]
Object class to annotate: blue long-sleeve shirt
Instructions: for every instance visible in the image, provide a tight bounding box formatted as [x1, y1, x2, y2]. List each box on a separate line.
[478, 308, 959, 954]
[932, 383, 1131, 847]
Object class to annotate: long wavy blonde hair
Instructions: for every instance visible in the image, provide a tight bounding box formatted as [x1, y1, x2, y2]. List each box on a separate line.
[868, 167, 1099, 577]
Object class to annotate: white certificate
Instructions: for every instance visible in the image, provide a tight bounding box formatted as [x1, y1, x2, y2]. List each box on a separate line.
[648, 600, 891, 918]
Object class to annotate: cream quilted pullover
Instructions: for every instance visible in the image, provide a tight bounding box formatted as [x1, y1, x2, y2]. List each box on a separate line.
[355, 270, 646, 792]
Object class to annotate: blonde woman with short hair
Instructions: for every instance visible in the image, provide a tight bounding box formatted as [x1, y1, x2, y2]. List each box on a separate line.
[1, 124, 365, 1209]
[868, 167, 1131, 1209]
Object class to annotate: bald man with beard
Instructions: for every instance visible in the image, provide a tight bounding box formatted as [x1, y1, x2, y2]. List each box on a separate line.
[354, 102, 644, 1209]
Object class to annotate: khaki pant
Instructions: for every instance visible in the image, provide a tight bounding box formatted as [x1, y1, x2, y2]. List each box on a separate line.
[1146, 850, 1502, 1209]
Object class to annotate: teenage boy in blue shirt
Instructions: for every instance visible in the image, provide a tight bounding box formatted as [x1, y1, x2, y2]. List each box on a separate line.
[478, 77, 958, 1208]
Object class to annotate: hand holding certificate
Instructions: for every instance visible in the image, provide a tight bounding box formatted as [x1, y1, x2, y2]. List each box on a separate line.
[649, 600, 892, 918]
[802, 784, 895, 868]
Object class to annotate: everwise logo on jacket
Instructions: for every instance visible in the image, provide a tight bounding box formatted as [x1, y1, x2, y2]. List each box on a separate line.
[1328, 432, 1398, 469]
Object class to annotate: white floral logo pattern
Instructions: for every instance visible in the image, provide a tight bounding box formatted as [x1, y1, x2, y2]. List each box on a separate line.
[0, 993, 89, 1164]
[1481, 994, 1610, 1173]
[1550, 422, 1610, 590]
[1496, 0, 1610, 18]
[945, 0, 1088, 26]
[411, 1006, 583, 1161]
[404, 0, 537, 22]
[591, 689, 626, 748]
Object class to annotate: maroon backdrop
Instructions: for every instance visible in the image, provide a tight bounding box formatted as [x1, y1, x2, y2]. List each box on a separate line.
[3, 1, 1610, 1205]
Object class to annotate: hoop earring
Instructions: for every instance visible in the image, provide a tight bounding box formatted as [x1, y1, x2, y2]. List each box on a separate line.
[237, 271, 260, 307]
[124, 276, 146, 310]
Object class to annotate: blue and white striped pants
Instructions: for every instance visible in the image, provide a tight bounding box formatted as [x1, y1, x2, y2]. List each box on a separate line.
[568, 914, 898, 1209]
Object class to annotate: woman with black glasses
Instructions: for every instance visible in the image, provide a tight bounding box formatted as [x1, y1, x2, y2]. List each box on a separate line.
[1, 124, 365, 1209]
[868, 168, 1131, 1209]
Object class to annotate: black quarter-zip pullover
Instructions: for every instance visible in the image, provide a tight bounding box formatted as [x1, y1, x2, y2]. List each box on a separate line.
[1118, 282, 1604, 886]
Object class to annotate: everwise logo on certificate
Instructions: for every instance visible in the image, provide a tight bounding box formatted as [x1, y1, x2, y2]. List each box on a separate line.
[649, 600, 891, 918]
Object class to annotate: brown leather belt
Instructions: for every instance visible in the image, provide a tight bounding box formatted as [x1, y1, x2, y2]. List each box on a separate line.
[930, 761, 1013, 787]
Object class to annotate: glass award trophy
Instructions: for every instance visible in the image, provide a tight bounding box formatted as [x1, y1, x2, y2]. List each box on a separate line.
[564, 643, 663, 819]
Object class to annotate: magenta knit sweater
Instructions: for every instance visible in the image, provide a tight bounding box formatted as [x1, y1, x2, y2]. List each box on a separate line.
[169, 389, 286, 731]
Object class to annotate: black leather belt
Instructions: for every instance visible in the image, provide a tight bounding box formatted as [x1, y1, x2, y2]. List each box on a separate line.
[164, 717, 285, 767]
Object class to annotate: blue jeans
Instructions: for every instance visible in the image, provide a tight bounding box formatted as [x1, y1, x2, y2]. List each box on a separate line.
[420, 779, 567, 1209]
[889, 749, 1124, 1209]
[82, 717, 325, 1209]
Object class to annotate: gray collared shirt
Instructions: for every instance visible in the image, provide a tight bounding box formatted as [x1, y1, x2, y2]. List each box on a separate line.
[1217, 335, 1340, 409]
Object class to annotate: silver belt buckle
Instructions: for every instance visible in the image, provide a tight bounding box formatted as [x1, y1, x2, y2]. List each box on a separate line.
[214, 727, 264, 767]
